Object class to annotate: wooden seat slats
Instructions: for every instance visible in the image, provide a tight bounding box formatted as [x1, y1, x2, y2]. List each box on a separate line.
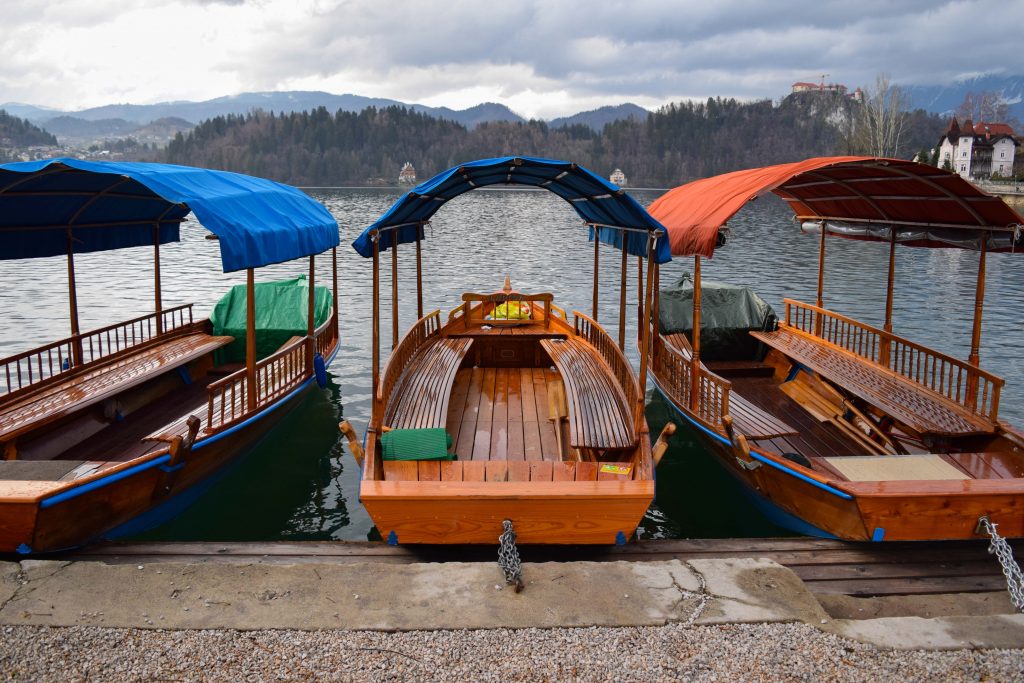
[382, 459, 634, 482]
[384, 336, 473, 431]
[540, 338, 636, 450]
[0, 333, 234, 442]
[660, 332, 797, 440]
[751, 328, 995, 437]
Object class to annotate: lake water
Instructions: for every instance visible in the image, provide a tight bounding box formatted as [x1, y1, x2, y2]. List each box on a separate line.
[2, 188, 1022, 541]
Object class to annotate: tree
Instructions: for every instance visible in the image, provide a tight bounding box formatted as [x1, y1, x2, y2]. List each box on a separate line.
[855, 74, 910, 157]
[956, 90, 1012, 124]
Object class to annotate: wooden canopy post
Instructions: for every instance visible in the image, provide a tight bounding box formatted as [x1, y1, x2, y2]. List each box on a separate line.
[652, 261, 661, 372]
[966, 233, 988, 408]
[306, 255, 316, 376]
[332, 247, 339, 337]
[153, 224, 163, 335]
[371, 234, 380, 405]
[690, 255, 702, 412]
[415, 227, 424, 319]
[815, 220, 826, 336]
[880, 227, 897, 365]
[636, 236, 657, 429]
[618, 233, 628, 351]
[66, 228, 83, 367]
[246, 268, 257, 412]
[592, 226, 600, 321]
[636, 255, 644, 344]
[391, 237, 399, 349]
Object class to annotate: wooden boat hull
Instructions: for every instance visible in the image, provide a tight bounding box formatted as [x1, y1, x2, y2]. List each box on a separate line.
[650, 373, 1024, 542]
[1, 355, 333, 555]
[361, 479, 654, 545]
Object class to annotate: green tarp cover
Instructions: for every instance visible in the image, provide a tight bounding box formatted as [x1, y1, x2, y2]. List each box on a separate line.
[659, 273, 778, 361]
[381, 429, 454, 461]
[210, 275, 333, 363]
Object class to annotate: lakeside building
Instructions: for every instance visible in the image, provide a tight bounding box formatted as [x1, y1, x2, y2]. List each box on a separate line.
[938, 118, 1018, 180]
[609, 168, 627, 187]
[398, 162, 417, 185]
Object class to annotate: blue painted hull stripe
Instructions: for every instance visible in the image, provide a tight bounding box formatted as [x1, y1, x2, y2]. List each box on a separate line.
[649, 376, 853, 501]
[38, 342, 340, 510]
[41, 455, 171, 508]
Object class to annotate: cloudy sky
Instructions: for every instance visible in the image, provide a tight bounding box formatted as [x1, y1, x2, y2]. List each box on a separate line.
[3, 0, 1021, 119]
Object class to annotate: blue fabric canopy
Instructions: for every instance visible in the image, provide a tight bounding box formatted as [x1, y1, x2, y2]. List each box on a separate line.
[0, 158, 339, 272]
[351, 156, 671, 263]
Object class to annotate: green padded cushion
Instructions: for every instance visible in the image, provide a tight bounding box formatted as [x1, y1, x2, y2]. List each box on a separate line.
[381, 428, 454, 461]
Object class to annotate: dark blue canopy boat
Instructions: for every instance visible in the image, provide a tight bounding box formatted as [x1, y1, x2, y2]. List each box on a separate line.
[0, 157, 339, 271]
[352, 155, 671, 263]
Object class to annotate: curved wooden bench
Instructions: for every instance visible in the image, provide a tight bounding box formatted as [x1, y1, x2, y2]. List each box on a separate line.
[540, 337, 636, 451]
[384, 337, 473, 431]
[0, 333, 234, 444]
[751, 328, 995, 437]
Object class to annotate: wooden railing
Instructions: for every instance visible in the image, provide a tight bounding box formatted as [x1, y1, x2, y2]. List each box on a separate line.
[0, 304, 194, 400]
[783, 299, 1004, 420]
[573, 312, 640, 422]
[460, 291, 553, 327]
[551, 304, 567, 320]
[377, 309, 441, 406]
[653, 336, 732, 428]
[206, 310, 338, 431]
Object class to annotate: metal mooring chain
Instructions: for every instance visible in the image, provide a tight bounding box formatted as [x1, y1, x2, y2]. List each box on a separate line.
[498, 519, 524, 592]
[978, 516, 1024, 612]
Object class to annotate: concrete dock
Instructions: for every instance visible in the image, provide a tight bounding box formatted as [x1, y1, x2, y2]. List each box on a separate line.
[1, 540, 1022, 679]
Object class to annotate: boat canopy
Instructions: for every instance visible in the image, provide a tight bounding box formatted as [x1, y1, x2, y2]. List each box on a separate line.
[0, 158, 340, 272]
[351, 156, 671, 263]
[647, 156, 1024, 258]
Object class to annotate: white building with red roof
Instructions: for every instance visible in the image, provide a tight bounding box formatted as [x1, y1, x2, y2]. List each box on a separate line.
[938, 118, 1018, 180]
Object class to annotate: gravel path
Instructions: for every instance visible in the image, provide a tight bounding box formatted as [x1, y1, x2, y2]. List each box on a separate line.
[1, 622, 1023, 682]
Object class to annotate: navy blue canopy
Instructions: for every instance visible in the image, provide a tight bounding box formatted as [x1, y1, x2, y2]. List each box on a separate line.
[351, 156, 671, 263]
[0, 158, 339, 272]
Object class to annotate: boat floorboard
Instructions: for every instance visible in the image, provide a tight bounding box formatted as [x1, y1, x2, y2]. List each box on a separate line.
[61, 537, 1024, 598]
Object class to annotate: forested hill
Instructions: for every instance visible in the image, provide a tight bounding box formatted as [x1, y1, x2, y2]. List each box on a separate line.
[0, 110, 59, 149]
[163, 95, 946, 187]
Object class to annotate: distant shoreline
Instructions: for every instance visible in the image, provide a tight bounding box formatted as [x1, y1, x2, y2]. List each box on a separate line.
[299, 185, 670, 192]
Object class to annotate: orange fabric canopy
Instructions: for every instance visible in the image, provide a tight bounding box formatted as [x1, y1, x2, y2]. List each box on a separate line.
[647, 156, 1024, 258]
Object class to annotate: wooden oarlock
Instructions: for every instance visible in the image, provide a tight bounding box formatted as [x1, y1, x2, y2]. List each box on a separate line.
[618, 232, 628, 351]
[245, 267, 257, 411]
[690, 255, 702, 412]
[306, 254, 316, 376]
[592, 226, 600, 321]
[153, 223, 163, 335]
[652, 422, 677, 467]
[391, 238, 399, 349]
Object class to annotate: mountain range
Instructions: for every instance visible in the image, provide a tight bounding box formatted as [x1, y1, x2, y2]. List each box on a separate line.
[903, 73, 1024, 122]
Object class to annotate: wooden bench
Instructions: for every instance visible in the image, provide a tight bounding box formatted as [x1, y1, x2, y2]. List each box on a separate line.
[751, 328, 995, 437]
[384, 337, 474, 431]
[540, 337, 636, 451]
[661, 333, 797, 441]
[0, 333, 234, 444]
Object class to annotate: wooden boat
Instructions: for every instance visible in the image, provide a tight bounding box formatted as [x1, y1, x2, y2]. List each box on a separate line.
[340, 156, 675, 545]
[0, 158, 341, 554]
[644, 156, 1024, 541]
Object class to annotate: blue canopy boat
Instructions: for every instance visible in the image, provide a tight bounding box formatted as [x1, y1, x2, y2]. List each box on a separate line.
[0, 158, 341, 553]
[341, 156, 676, 547]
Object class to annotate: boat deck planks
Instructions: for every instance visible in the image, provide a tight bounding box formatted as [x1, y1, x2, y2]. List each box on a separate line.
[63, 537, 1024, 598]
[447, 367, 562, 462]
[751, 328, 995, 436]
